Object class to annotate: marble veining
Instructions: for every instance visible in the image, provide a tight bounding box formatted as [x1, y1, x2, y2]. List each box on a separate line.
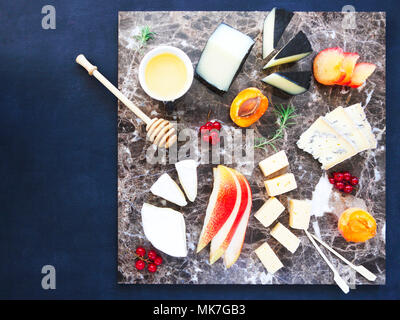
[117, 11, 386, 285]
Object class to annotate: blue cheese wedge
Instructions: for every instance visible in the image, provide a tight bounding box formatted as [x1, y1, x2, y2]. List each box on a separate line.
[344, 103, 377, 149]
[288, 199, 311, 230]
[254, 197, 285, 227]
[270, 222, 300, 253]
[255, 242, 283, 274]
[264, 173, 297, 196]
[324, 106, 370, 152]
[297, 117, 357, 170]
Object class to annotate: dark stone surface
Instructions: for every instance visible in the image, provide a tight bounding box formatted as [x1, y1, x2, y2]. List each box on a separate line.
[118, 11, 385, 284]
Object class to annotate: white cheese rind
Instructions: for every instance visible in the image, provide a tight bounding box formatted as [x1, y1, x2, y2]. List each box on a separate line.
[258, 150, 289, 177]
[254, 197, 285, 228]
[141, 203, 188, 257]
[255, 242, 283, 274]
[288, 199, 311, 230]
[150, 173, 188, 206]
[270, 222, 300, 253]
[175, 159, 198, 202]
[196, 23, 254, 92]
[264, 173, 297, 197]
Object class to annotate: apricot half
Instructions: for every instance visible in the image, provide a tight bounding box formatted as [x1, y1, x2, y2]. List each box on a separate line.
[338, 207, 377, 243]
[230, 88, 269, 127]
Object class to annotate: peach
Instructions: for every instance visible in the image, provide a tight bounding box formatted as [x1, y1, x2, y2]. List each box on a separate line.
[336, 52, 360, 85]
[348, 62, 376, 88]
[313, 47, 346, 85]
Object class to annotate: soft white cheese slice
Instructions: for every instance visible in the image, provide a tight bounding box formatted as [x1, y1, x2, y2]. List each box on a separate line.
[196, 23, 254, 92]
[141, 203, 188, 257]
[324, 106, 370, 152]
[270, 222, 300, 253]
[344, 103, 377, 149]
[288, 199, 311, 230]
[150, 173, 187, 206]
[175, 159, 198, 202]
[262, 8, 276, 59]
[255, 242, 283, 274]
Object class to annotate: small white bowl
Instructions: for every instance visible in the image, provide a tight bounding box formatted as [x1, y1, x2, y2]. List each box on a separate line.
[138, 46, 194, 102]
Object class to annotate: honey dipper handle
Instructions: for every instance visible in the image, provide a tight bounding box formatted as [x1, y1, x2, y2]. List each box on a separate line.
[76, 54, 151, 125]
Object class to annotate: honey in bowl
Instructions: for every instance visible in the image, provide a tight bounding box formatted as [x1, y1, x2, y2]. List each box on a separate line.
[144, 52, 188, 101]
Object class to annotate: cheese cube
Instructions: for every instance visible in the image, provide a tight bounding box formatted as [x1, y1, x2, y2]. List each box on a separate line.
[270, 222, 300, 253]
[264, 173, 297, 196]
[254, 197, 285, 228]
[288, 199, 311, 230]
[259, 150, 289, 177]
[254, 242, 283, 274]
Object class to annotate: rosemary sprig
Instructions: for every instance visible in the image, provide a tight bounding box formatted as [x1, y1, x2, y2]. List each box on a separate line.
[134, 26, 156, 47]
[254, 104, 297, 151]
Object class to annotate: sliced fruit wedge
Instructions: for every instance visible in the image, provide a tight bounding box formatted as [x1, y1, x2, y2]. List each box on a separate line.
[141, 203, 187, 257]
[175, 159, 198, 202]
[197, 165, 239, 253]
[336, 52, 360, 85]
[223, 171, 252, 268]
[313, 47, 346, 85]
[209, 167, 244, 264]
[348, 62, 376, 88]
[150, 173, 187, 206]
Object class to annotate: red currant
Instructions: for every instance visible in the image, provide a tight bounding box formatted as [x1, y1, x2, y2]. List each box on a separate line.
[343, 172, 351, 181]
[199, 125, 209, 135]
[335, 182, 345, 190]
[343, 185, 353, 193]
[148, 250, 157, 261]
[212, 121, 222, 131]
[135, 260, 146, 271]
[210, 131, 220, 145]
[154, 256, 163, 266]
[328, 177, 335, 184]
[135, 246, 146, 257]
[350, 177, 359, 185]
[334, 173, 344, 182]
[205, 121, 214, 128]
[148, 263, 157, 273]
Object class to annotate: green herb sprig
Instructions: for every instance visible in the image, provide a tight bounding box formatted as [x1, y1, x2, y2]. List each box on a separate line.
[135, 26, 156, 47]
[254, 104, 297, 152]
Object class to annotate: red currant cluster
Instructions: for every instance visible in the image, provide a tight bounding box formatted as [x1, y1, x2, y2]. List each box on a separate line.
[134, 246, 163, 273]
[328, 171, 359, 193]
[199, 121, 222, 145]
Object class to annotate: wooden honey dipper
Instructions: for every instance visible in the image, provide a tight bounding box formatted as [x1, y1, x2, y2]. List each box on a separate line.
[76, 54, 177, 148]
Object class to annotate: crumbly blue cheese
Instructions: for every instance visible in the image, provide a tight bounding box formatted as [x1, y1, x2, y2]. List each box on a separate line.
[297, 117, 357, 170]
[324, 106, 371, 152]
[344, 103, 377, 149]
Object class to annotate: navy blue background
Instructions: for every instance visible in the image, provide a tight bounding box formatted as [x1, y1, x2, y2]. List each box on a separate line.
[0, 0, 398, 299]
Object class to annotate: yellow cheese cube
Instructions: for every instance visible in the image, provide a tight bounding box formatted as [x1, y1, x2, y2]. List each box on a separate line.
[254, 197, 285, 228]
[288, 199, 311, 230]
[270, 222, 300, 253]
[258, 150, 289, 177]
[264, 173, 297, 196]
[254, 242, 283, 274]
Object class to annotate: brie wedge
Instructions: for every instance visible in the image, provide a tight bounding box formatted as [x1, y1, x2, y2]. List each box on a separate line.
[141, 203, 188, 257]
[150, 173, 187, 206]
[175, 159, 198, 202]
